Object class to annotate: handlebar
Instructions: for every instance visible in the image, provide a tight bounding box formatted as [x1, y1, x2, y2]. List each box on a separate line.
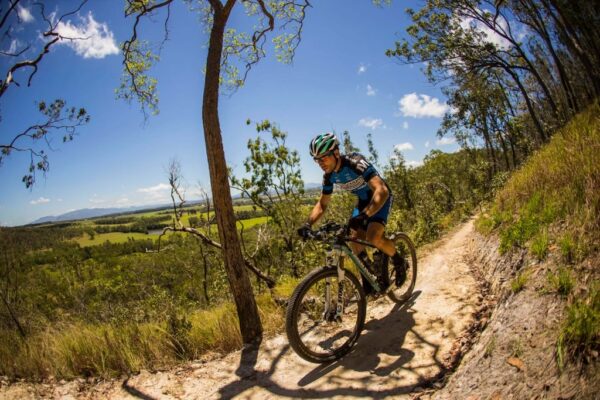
[302, 221, 349, 242]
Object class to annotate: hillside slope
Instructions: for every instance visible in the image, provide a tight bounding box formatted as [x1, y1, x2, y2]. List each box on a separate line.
[428, 103, 600, 399]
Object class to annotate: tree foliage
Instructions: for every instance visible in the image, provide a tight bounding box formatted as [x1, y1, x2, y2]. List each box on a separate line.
[230, 120, 307, 276]
[388, 0, 600, 173]
[0, 1, 91, 187]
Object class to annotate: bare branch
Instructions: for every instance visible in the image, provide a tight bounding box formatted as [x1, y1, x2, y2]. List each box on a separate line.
[158, 225, 276, 288]
[167, 159, 186, 227]
[0, 0, 21, 30]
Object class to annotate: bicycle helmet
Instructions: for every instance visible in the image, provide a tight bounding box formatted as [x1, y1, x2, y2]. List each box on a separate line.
[309, 133, 339, 158]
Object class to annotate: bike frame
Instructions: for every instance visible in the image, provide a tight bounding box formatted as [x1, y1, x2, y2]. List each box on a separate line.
[323, 236, 382, 320]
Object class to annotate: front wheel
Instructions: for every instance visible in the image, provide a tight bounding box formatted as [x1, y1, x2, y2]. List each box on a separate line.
[386, 232, 417, 304]
[285, 266, 367, 363]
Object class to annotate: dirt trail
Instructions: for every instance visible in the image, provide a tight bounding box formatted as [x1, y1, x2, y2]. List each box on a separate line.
[1, 220, 481, 399]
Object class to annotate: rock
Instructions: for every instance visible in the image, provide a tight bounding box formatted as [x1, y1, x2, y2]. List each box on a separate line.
[507, 357, 525, 371]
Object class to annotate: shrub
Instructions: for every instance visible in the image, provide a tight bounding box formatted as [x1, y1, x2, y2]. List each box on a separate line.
[558, 233, 575, 264]
[530, 230, 549, 261]
[547, 267, 574, 297]
[557, 282, 600, 368]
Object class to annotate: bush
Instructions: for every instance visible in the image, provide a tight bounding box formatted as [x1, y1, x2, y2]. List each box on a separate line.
[547, 267, 574, 297]
[530, 230, 549, 260]
[557, 282, 600, 368]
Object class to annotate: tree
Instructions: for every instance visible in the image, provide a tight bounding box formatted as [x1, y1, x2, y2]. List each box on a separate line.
[120, 0, 311, 343]
[0, 1, 91, 187]
[388, 0, 599, 154]
[230, 120, 305, 276]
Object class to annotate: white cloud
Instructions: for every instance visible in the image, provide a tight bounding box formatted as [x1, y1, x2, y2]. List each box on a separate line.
[358, 64, 367, 74]
[436, 137, 456, 146]
[7, 39, 18, 54]
[30, 197, 50, 205]
[394, 142, 414, 152]
[17, 6, 34, 23]
[358, 117, 383, 130]
[137, 183, 171, 202]
[56, 12, 119, 59]
[458, 13, 512, 50]
[398, 93, 449, 118]
[366, 84, 376, 96]
[425, 141, 430, 148]
[406, 160, 423, 168]
[402, 121, 409, 130]
[137, 183, 170, 194]
[89, 194, 106, 204]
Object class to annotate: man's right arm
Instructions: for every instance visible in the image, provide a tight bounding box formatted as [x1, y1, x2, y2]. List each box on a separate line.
[307, 193, 331, 226]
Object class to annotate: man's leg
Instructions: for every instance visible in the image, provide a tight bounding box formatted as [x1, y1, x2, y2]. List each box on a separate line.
[366, 222, 407, 287]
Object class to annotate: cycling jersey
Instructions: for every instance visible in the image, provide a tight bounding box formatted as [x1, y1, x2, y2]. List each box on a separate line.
[322, 153, 392, 225]
[322, 153, 381, 200]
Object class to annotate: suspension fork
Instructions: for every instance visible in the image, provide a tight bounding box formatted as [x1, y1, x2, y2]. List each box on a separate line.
[335, 251, 346, 320]
[322, 247, 346, 321]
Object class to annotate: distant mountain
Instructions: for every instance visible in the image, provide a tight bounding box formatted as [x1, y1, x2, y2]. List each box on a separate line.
[29, 205, 168, 225]
[29, 183, 322, 225]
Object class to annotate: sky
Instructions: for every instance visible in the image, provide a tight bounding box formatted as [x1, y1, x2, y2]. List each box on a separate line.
[0, 0, 462, 226]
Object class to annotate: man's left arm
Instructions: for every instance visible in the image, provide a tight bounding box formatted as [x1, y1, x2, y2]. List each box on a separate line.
[363, 176, 389, 217]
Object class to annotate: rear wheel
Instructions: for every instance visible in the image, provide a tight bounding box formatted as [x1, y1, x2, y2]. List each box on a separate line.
[386, 232, 417, 304]
[285, 266, 366, 363]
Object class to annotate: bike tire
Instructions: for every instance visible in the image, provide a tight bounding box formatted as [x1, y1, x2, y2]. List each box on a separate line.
[386, 232, 417, 304]
[285, 266, 367, 363]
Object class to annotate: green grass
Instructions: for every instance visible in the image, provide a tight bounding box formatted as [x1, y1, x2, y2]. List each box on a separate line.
[547, 267, 575, 297]
[488, 103, 599, 257]
[236, 216, 269, 229]
[71, 215, 270, 247]
[511, 270, 530, 293]
[509, 337, 524, 358]
[557, 282, 600, 369]
[73, 232, 159, 246]
[530, 230, 550, 261]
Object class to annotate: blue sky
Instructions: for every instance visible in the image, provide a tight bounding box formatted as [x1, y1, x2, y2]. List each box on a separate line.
[1, 0, 460, 226]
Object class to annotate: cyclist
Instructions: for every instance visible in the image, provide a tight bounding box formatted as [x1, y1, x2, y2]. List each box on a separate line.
[297, 132, 406, 293]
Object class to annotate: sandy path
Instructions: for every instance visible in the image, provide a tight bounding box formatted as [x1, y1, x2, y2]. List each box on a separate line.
[1, 220, 480, 400]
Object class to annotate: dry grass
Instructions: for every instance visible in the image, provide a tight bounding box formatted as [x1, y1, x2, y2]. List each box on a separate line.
[0, 292, 287, 380]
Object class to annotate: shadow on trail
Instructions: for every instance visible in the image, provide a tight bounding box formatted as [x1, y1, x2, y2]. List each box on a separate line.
[217, 290, 446, 399]
[122, 378, 158, 400]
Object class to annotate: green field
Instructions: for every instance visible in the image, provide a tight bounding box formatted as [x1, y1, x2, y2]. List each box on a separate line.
[72, 214, 270, 246]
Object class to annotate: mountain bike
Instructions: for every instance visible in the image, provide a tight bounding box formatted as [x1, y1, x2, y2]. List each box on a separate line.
[285, 221, 417, 363]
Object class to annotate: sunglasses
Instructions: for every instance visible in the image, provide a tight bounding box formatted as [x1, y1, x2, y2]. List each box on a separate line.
[313, 150, 334, 161]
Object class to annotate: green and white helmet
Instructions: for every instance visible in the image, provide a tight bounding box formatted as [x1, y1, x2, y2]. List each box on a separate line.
[309, 133, 339, 158]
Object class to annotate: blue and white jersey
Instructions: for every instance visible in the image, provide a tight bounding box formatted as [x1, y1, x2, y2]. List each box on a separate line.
[322, 153, 384, 202]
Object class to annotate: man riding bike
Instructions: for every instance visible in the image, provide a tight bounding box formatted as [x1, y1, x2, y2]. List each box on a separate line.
[297, 132, 406, 293]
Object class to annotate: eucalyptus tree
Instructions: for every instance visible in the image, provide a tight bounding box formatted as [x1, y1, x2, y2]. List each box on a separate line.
[387, 0, 552, 142]
[0, 1, 91, 188]
[119, 0, 310, 344]
[389, 0, 600, 150]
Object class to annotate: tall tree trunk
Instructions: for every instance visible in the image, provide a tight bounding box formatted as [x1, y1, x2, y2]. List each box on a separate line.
[481, 114, 497, 176]
[495, 123, 511, 171]
[543, 0, 600, 99]
[202, 1, 262, 345]
[521, 0, 579, 115]
[504, 67, 547, 142]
